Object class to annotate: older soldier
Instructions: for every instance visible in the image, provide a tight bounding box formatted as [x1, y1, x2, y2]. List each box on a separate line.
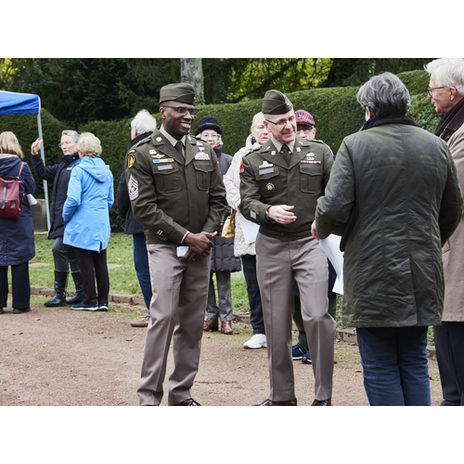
[126, 83, 227, 406]
[240, 90, 336, 406]
[425, 58, 464, 406]
[313, 72, 462, 406]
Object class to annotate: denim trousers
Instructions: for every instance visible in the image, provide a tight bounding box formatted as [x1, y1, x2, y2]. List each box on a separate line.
[241, 254, 265, 334]
[133, 233, 152, 312]
[356, 326, 431, 406]
[434, 322, 464, 406]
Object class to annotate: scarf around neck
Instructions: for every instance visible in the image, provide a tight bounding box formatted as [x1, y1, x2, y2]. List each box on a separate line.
[434, 96, 464, 141]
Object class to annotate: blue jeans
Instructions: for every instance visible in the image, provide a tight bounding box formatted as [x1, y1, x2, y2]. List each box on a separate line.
[241, 254, 265, 335]
[357, 326, 431, 406]
[133, 233, 152, 313]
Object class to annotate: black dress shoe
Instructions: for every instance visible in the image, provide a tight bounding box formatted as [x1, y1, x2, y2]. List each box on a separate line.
[172, 398, 201, 406]
[311, 398, 331, 406]
[257, 398, 297, 406]
[13, 308, 31, 314]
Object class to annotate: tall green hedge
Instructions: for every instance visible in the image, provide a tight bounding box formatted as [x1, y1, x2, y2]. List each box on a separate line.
[0, 69, 439, 231]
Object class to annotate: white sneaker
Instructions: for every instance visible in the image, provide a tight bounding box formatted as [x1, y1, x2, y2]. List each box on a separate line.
[243, 333, 267, 349]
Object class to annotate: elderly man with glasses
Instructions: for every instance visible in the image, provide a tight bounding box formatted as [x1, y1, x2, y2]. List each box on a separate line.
[425, 58, 464, 406]
[126, 83, 227, 406]
[240, 90, 336, 406]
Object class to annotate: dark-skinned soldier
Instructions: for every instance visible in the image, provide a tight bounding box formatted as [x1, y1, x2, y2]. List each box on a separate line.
[126, 83, 227, 406]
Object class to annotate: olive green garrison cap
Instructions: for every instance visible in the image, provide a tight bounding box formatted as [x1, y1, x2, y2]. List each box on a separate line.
[261, 89, 293, 114]
[159, 83, 195, 105]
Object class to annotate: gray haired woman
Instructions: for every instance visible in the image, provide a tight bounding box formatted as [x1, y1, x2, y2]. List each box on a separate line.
[31, 130, 84, 307]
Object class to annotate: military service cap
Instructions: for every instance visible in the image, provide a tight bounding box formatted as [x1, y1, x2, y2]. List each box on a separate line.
[262, 89, 293, 115]
[159, 83, 195, 105]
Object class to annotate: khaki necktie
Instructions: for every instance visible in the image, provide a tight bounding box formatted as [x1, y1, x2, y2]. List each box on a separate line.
[175, 141, 184, 157]
[281, 144, 291, 165]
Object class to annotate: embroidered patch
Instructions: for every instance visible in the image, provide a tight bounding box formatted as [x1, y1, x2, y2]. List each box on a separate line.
[250, 210, 257, 219]
[128, 175, 139, 200]
[127, 151, 135, 168]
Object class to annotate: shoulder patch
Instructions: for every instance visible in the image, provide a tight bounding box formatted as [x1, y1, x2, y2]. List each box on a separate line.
[127, 150, 136, 169]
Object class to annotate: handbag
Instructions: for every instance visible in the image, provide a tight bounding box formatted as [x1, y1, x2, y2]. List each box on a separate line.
[221, 209, 236, 238]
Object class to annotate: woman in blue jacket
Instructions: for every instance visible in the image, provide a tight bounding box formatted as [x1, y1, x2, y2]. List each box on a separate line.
[62, 132, 114, 311]
[0, 131, 36, 314]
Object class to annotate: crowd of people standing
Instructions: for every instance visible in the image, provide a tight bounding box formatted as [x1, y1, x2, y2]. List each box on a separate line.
[1, 58, 464, 406]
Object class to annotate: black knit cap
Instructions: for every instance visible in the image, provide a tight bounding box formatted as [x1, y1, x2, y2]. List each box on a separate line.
[194, 116, 223, 136]
[159, 83, 195, 105]
[262, 89, 293, 114]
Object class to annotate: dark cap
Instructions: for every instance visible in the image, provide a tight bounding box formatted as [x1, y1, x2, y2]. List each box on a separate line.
[159, 83, 195, 105]
[194, 116, 223, 136]
[295, 109, 315, 127]
[262, 89, 293, 115]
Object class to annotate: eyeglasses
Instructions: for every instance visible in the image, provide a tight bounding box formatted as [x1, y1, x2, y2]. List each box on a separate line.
[161, 105, 199, 117]
[201, 133, 219, 140]
[58, 141, 75, 147]
[427, 86, 447, 96]
[265, 115, 296, 129]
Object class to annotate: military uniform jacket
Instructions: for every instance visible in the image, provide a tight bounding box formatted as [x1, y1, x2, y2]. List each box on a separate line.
[240, 136, 333, 241]
[125, 129, 227, 245]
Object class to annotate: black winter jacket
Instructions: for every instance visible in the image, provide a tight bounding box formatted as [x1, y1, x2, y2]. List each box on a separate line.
[31, 152, 79, 239]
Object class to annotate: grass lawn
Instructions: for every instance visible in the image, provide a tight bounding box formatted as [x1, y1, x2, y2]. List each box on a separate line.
[30, 232, 250, 311]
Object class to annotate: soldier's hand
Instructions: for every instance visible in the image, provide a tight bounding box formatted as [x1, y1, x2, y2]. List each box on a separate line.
[31, 138, 42, 155]
[184, 231, 217, 257]
[267, 205, 297, 224]
[311, 220, 320, 240]
[180, 249, 200, 263]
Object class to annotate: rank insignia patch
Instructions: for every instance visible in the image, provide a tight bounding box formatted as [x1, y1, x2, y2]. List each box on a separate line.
[128, 175, 139, 200]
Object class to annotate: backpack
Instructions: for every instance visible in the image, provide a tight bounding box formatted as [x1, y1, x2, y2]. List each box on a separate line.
[0, 162, 25, 219]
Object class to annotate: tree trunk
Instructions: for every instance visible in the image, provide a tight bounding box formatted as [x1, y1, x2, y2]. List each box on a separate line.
[180, 58, 204, 104]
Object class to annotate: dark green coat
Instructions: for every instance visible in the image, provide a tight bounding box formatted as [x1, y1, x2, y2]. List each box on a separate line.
[239, 136, 333, 241]
[315, 120, 463, 328]
[125, 130, 227, 245]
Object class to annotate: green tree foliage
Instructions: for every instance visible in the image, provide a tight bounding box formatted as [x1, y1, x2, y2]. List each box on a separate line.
[210, 58, 332, 103]
[324, 58, 433, 87]
[5, 58, 180, 125]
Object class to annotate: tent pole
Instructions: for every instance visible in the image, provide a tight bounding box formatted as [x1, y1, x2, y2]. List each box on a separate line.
[37, 111, 51, 231]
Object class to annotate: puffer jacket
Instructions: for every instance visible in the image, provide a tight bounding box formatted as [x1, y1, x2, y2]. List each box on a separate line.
[210, 146, 241, 272]
[62, 156, 114, 251]
[315, 117, 462, 328]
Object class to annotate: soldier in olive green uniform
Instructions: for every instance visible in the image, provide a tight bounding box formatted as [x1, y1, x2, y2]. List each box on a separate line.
[126, 83, 227, 406]
[240, 90, 336, 406]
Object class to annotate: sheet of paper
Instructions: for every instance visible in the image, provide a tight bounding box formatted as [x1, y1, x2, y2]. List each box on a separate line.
[236, 211, 260, 244]
[176, 246, 189, 258]
[319, 234, 344, 295]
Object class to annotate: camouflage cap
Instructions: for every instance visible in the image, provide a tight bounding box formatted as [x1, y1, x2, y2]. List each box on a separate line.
[159, 83, 195, 105]
[262, 89, 293, 115]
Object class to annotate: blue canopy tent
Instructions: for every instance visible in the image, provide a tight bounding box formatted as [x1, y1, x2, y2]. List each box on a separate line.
[0, 90, 50, 229]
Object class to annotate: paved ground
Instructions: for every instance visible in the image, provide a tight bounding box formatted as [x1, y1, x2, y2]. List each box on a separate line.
[0, 299, 444, 406]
